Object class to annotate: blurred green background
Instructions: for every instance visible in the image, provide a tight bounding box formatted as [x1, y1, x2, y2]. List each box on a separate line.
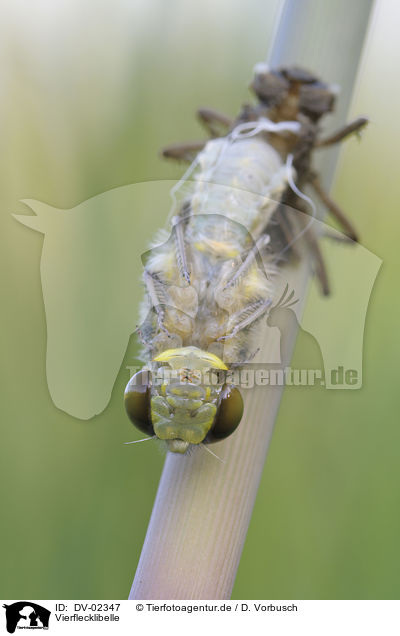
[1, 0, 399, 599]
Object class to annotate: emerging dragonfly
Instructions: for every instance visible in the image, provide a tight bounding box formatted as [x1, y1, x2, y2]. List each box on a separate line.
[124, 64, 367, 454]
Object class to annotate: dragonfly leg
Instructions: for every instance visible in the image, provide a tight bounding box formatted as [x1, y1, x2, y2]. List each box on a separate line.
[143, 272, 170, 334]
[161, 140, 206, 163]
[302, 224, 330, 296]
[171, 212, 191, 284]
[315, 117, 368, 148]
[161, 109, 232, 160]
[222, 235, 270, 289]
[218, 299, 272, 342]
[135, 326, 152, 349]
[197, 107, 233, 138]
[322, 229, 354, 244]
[309, 173, 358, 241]
[269, 204, 302, 261]
[228, 347, 261, 368]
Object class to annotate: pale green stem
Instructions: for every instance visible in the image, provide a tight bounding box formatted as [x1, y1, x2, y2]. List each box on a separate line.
[129, 0, 375, 600]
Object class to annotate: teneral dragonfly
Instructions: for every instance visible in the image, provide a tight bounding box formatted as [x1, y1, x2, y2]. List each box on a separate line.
[124, 65, 367, 454]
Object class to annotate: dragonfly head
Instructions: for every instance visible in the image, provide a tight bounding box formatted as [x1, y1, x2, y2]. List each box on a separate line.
[124, 346, 243, 454]
[251, 64, 336, 123]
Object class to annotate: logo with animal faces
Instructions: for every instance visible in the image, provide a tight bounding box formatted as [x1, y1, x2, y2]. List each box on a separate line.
[2, 602, 50, 633]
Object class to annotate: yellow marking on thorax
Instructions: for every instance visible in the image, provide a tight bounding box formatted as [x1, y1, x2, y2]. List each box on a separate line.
[194, 238, 239, 259]
[154, 346, 228, 370]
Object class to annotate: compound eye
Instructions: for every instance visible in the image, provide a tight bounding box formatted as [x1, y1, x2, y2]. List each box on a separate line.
[300, 85, 335, 120]
[251, 70, 289, 106]
[124, 370, 154, 436]
[206, 384, 244, 442]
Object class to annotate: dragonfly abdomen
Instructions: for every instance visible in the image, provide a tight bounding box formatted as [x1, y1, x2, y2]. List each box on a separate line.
[191, 136, 289, 240]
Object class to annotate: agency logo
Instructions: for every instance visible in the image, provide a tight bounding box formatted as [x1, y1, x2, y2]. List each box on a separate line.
[2, 602, 50, 633]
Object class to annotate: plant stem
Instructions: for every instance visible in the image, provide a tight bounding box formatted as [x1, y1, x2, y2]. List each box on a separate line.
[129, 0, 375, 600]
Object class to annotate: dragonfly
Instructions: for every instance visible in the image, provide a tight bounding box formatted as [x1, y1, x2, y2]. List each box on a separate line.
[124, 64, 367, 454]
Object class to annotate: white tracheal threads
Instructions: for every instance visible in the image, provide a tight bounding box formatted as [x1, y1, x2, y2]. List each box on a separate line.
[277, 153, 317, 256]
